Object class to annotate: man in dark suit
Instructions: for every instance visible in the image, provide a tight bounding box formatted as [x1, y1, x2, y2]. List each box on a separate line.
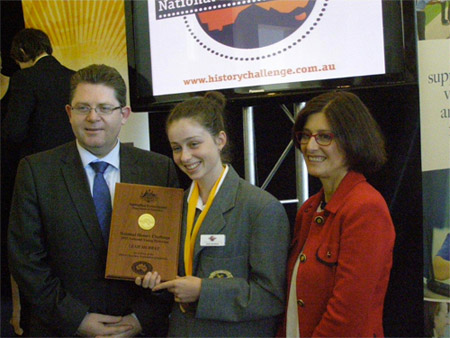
[2, 28, 75, 159]
[8, 64, 179, 336]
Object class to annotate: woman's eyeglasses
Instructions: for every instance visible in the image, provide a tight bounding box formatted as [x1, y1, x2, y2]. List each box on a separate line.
[295, 131, 335, 146]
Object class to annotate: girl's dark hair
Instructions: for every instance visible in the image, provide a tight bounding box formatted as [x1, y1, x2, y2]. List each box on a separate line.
[166, 91, 231, 162]
[293, 91, 387, 175]
[10, 28, 53, 63]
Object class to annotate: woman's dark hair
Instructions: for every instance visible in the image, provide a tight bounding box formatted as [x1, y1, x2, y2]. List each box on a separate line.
[10, 28, 53, 63]
[293, 91, 387, 175]
[70, 64, 127, 107]
[166, 91, 231, 163]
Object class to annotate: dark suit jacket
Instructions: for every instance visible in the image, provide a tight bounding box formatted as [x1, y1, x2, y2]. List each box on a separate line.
[8, 142, 179, 337]
[2, 55, 75, 159]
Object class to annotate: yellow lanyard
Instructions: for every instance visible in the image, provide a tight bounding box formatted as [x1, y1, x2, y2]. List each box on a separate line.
[184, 166, 226, 276]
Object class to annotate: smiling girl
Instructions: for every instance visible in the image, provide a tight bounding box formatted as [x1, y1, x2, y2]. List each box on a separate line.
[136, 91, 290, 337]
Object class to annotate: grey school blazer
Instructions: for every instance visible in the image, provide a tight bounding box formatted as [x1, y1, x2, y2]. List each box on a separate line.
[168, 166, 290, 337]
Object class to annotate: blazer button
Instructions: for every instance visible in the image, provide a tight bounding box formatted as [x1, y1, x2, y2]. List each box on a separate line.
[299, 253, 307, 263]
[314, 216, 324, 224]
[297, 299, 305, 307]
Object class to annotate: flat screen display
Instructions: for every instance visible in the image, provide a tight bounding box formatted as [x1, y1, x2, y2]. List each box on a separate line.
[125, 0, 414, 111]
[148, 0, 385, 95]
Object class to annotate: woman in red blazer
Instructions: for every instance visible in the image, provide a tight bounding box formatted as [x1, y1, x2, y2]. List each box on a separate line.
[279, 91, 395, 337]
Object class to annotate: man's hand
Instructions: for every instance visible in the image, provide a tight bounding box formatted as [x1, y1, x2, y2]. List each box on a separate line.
[102, 314, 143, 337]
[76, 313, 133, 337]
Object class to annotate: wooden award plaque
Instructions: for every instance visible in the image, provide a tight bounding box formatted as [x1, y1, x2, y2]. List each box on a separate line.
[105, 183, 184, 281]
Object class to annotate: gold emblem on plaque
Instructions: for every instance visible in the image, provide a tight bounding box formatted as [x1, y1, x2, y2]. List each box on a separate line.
[132, 261, 153, 275]
[138, 213, 156, 230]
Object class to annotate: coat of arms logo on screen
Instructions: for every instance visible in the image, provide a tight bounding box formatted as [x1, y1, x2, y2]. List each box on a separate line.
[154, 0, 327, 61]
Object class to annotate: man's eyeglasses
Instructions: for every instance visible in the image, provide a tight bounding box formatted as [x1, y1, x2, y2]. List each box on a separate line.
[70, 105, 122, 116]
[295, 131, 335, 146]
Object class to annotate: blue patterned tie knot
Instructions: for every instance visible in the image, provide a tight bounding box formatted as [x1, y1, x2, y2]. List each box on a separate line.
[91, 161, 109, 175]
[90, 161, 112, 245]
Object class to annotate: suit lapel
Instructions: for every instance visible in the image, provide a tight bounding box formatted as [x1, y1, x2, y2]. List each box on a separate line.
[192, 167, 239, 270]
[58, 144, 142, 254]
[60, 143, 106, 252]
[119, 145, 140, 183]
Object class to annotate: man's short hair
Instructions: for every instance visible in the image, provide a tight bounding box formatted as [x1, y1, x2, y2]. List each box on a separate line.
[10, 28, 53, 63]
[70, 64, 127, 107]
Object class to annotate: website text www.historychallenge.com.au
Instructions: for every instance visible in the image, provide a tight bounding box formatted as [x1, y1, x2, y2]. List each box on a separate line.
[182, 63, 337, 86]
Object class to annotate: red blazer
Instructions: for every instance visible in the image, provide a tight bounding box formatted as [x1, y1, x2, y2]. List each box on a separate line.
[279, 171, 395, 337]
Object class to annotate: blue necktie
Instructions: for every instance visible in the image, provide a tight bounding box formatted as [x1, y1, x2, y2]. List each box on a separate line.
[90, 161, 112, 244]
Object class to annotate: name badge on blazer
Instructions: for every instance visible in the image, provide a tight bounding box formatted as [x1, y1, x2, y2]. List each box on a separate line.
[200, 234, 225, 247]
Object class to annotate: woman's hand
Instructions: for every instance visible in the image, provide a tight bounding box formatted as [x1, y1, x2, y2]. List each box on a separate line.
[152, 276, 202, 303]
[135, 271, 161, 289]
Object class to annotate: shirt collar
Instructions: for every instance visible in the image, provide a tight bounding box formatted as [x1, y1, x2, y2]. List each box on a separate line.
[187, 164, 229, 210]
[76, 140, 120, 170]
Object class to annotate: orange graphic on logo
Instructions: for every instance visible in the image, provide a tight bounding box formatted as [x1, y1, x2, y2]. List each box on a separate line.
[198, 0, 310, 31]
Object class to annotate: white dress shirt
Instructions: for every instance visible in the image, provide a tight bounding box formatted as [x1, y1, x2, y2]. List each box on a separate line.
[76, 140, 121, 206]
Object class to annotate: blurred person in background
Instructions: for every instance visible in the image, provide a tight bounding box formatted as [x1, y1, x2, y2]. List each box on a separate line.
[2, 28, 75, 159]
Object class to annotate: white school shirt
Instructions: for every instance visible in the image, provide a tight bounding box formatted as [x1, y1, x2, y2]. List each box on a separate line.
[187, 164, 229, 211]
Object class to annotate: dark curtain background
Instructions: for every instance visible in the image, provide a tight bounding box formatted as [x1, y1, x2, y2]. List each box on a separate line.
[1, 1, 24, 337]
